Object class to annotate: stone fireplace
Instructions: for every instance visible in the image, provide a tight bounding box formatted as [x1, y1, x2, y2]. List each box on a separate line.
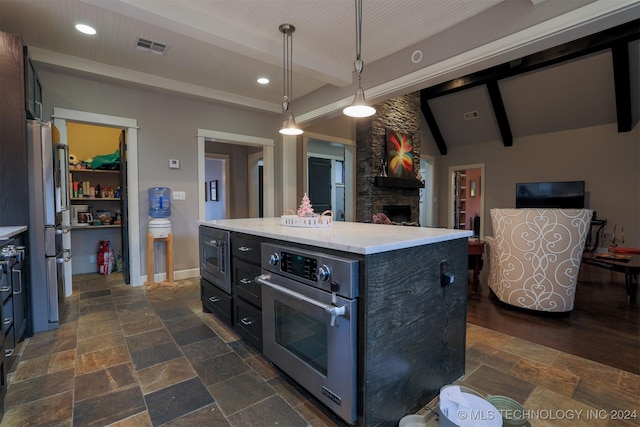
[355, 93, 422, 223]
[383, 205, 411, 223]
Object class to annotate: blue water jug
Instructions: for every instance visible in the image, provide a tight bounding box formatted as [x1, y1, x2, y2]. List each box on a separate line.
[148, 187, 171, 218]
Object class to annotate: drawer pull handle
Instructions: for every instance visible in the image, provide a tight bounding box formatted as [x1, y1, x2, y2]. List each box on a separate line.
[5, 349, 13, 357]
[240, 317, 254, 326]
[4, 317, 12, 325]
[0, 286, 10, 292]
[208, 296, 220, 303]
[238, 246, 252, 252]
[240, 278, 252, 285]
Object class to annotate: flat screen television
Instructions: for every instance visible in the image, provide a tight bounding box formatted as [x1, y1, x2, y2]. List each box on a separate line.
[515, 181, 585, 209]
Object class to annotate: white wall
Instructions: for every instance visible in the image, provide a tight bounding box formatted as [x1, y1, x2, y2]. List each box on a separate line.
[434, 123, 640, 247]
[41, 69, 280, 276]
[40, 67, 640, 279]
[204, 158, 225, 220]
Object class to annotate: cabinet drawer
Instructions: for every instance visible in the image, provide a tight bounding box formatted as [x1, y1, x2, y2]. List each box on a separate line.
[233, 298, 262, 351]
[201, 278, 233, 326]
[234, 260, 261, 308]
[232, 234, 261, 264]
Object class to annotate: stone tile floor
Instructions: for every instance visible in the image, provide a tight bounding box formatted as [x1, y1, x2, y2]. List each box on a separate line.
[2, 274, 638, 426]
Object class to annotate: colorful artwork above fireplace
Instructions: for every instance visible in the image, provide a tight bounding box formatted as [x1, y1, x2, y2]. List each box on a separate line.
[385, 129, 414, 179]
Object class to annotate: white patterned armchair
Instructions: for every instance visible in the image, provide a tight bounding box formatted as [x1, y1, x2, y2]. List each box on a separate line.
[485, 208, 592, 313]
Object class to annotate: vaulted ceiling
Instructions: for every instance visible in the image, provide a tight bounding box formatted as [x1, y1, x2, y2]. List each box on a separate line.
[421, 20, 640, 154]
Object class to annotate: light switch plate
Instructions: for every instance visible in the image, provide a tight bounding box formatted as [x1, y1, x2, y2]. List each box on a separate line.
[173, 191, 186, 200]
[169, 159, 180, 169]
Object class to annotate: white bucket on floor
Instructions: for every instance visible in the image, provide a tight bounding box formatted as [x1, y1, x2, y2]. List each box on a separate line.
[439, 386, 501, 427]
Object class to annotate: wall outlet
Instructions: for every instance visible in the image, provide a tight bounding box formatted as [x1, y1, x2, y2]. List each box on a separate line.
[169, 159, 180, 169]
[173, 191, 186, 200]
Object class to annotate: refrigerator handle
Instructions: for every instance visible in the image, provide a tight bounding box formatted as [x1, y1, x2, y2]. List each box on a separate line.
[56, 225, 71, 235]
[35, 100, 43, 121]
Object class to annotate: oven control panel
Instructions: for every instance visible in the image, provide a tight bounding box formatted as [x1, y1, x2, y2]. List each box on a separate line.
[261, 243, 359, 298]
[280, 251, 318, 281]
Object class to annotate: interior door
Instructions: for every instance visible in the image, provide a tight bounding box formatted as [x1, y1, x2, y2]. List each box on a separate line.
[119, 130, 130, 284]
[308, 157, 331, 213]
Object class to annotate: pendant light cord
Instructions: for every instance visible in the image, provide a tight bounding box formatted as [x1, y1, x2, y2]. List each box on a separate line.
[355, 0, 362, 64]
[281, 24, 294, 111]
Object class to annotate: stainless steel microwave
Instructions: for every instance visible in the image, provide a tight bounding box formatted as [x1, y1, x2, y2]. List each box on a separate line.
[199, 226, 231, 293]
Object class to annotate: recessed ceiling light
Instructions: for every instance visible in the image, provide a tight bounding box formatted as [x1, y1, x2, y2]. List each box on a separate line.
[257, 77, 270, 85]
[75, 24, 96, 35]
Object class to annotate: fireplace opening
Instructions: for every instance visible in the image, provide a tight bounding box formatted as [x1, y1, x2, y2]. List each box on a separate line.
[383, 205, 411, 223]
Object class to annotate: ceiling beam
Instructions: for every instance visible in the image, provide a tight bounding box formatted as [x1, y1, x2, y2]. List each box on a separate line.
[611, 41, 633, 132]
[422, 19, 640, 99]
[419, 92, 447, 155]
[419, 19, 639, 150]
[486, 81, 513, 147]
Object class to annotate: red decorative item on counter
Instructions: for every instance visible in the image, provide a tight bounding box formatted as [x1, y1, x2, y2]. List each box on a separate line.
[297, 193, 314, 217]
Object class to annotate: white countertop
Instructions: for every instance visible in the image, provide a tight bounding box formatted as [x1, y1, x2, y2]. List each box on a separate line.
[0, 226, 28, 240]
[199, 218, 472, 254]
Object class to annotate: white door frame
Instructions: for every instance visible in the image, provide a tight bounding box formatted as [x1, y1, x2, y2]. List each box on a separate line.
[419, 155, 436, 227]
[53, 107, 141, 288]
[197, 129, 275, 220]
[448, 163, 485, 238]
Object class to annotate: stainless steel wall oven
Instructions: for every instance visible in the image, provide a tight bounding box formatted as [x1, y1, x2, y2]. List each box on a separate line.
[257, 243, 359, 424]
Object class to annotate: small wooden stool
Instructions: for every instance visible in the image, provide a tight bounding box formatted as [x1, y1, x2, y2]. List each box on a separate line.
[145, 232, 177, 291]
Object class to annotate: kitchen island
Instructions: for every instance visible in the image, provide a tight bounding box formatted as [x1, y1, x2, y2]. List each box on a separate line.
[199, 218, 472, 426]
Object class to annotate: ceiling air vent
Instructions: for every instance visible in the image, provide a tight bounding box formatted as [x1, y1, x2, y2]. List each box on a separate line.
[136, 37, 169, 55]
[463, 111, 479, 120]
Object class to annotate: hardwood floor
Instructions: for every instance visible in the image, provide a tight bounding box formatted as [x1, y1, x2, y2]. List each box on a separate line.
[467, 262, 640, 374]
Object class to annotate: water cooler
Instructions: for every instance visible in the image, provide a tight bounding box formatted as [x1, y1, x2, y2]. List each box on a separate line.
[148, 187, 171, 237]
[145, 187, 175, 290]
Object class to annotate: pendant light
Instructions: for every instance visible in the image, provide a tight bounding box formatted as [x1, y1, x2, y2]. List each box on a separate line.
[343, 0, 376, 118]
[279, 23, 303, 135]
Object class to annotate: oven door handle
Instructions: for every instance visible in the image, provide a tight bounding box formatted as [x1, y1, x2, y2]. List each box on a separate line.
[256, 275, 346, 327]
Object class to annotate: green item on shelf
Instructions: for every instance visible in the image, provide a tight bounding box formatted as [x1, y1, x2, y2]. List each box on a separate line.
[88, 149, 120, 170]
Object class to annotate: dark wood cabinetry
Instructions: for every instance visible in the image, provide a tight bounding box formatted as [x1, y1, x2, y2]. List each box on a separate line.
[0, 231, 28, 423]
[0, 32, 29, 226]
[199, 230, 264, 350]
[200, 278, 233, 325]
[231, 233, 263, 351]
[1, 236, 27, 359]
[24, 46, 42, 121]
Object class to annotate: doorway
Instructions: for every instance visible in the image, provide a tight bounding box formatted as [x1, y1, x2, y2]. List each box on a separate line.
[419, 156, 435, 227]
[197, 129, 275, 220]
[303, 134, 354, 222]
[204, 155, 230, 220]
[53, 107, 140, 289]
[448, 164, 485, 238]
[308, 157, 332, 213]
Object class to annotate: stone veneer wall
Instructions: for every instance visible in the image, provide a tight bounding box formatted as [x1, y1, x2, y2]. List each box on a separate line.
[355, 92, 422, 223]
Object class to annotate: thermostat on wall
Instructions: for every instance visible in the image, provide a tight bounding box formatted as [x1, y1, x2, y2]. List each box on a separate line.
[169, 159, 180, 169]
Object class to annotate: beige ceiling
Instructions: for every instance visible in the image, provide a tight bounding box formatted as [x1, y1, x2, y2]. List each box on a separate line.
[1, 0, 638, 130]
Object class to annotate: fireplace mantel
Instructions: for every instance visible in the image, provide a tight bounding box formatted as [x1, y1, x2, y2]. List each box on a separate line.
[374, 176, 424, 189]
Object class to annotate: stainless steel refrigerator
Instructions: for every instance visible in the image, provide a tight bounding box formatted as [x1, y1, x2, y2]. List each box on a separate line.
[26, 120, 71, 333]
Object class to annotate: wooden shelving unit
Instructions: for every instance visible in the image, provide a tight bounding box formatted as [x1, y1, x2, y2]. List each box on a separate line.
[454, 171, 467, 230]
